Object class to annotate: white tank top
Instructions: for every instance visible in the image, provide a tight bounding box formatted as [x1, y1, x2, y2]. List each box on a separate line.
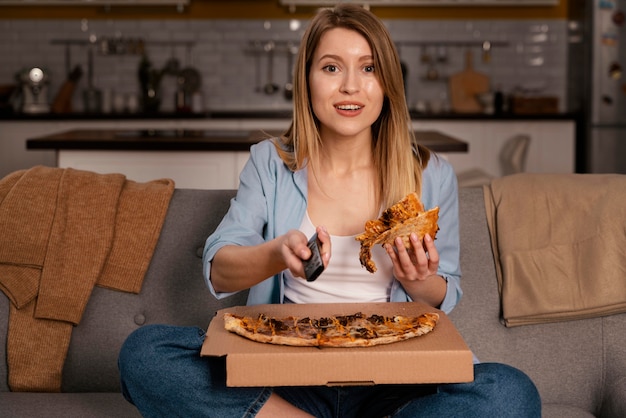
[283, 212, 393, 304]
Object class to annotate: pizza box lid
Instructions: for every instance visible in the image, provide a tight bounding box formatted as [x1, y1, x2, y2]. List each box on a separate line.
[201, 301, 474, 387]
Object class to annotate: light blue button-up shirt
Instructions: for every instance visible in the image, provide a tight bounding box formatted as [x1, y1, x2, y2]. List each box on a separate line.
[203, 139, 462, 314]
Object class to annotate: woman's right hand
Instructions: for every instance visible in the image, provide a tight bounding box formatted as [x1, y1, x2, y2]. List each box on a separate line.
[281, 226, 331, 280]
[211, 226, 332, 292]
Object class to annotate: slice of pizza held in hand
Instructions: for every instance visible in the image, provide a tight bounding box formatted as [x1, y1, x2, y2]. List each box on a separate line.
[355, 192, 439, 273]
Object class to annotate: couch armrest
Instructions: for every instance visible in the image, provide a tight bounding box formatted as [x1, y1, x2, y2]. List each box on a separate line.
[602, 376, 626, 418]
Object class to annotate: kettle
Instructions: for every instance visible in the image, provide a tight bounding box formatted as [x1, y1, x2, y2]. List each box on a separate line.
[18, 67, 50, 114]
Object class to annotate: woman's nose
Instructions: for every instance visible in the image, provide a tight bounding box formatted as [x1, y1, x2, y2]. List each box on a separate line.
[340, 69, 360, 94]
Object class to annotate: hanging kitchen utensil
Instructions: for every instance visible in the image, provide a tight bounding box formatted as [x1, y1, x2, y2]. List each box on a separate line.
[420, 46, 432, 64]
[163, 46, 181, 76]
[284, 43, 296, 100]
[425, 62, 439, 81]
[482, 41, 492, 64]
[83, 45, 102, 113]
[175, 66, 201, 112]
[179, 66, 201, 94]
[253, 42, 263, 93]
[436, 46, 448, 64]
[138, 54, 164, 113]
[448, 49, 490, 113]
[264, 41, 279, 95]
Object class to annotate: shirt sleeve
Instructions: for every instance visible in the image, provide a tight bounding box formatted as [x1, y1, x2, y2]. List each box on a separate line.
[422, 155, 463, 314]
[202, 142, 272, 299]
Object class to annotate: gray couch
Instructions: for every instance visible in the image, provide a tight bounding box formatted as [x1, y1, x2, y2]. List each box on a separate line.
[1, 187, 625, 417]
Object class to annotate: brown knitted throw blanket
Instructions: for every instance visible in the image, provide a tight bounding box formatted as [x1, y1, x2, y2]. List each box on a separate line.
[0, 166, 174, 391]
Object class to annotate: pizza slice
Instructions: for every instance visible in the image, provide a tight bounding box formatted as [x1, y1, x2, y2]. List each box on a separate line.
[355, 192, 439, 273]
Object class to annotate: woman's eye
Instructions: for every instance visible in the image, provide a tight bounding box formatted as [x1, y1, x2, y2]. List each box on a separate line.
[323, 65, 338, 73]
[364, 65, 375, 73]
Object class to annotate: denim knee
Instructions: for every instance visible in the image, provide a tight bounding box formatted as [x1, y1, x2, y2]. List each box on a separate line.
[119, 324, 152, 361]
[392, 362, 541, 418]
[119, 324, 169, 369]
[118, 325, 214, 415]
[118, 325, 205, 389]
[475, 362, 541, 417]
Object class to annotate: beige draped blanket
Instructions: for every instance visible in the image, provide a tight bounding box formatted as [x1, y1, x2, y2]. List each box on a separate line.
[0, 166, 174, 391]
[484, 173, 626, 327]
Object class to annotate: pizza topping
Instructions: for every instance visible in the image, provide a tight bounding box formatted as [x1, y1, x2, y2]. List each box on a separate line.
[355, 192, 440, 273]
[223, 311, 439, 348]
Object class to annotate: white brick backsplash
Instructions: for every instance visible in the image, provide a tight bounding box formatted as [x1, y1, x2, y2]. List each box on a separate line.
[0, 18, 567, 113]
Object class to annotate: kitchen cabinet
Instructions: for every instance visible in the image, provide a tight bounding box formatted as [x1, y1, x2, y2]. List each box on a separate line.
[26, 128, 467, 189]
[1, 118, 287, 188]
[0, 118, 288, 181]
[1, 117, 576, 189]
[1, 122, 58, 178]
[412, 119, 576, 176]
[57, 150, 249, 190]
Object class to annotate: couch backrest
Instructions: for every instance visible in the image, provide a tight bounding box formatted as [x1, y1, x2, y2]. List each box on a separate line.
[1, 186, 624, 413]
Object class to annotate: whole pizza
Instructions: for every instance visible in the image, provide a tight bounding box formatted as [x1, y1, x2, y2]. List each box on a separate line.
[223, 311, 439, 348]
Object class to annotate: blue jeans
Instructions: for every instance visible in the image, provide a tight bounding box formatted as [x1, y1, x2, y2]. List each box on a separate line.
[118, 325, 541, 418]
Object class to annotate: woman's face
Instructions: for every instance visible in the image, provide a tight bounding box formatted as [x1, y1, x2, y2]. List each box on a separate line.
[308, 27, 384, 142]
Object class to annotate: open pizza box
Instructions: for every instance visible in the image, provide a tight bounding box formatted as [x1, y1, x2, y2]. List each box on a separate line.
[201, 301, 474, 387]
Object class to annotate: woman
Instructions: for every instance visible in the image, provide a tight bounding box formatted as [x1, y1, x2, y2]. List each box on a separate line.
[119, 5, 540, 417]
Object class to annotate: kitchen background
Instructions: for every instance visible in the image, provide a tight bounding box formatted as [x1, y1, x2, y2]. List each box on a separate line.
[1, 0, 624, 180]
[0, 17, 568, 114]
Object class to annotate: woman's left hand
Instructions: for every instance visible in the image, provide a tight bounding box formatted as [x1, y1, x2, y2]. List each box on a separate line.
[385, 233, 439, 282]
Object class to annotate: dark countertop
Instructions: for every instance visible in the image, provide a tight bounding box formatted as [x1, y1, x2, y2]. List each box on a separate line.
[26, 129, 469, 153]
[2, 110, 582, 121]
[27, 129, 260, 152]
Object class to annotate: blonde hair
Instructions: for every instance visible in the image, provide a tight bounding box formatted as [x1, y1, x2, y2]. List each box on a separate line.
[275, 4, 430, 208]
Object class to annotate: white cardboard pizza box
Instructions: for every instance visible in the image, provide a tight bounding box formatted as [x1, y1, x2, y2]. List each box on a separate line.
[201, 301, 473, 387]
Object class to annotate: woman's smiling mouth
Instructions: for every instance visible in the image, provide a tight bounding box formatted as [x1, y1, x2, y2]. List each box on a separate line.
[335, 104, 362, 110]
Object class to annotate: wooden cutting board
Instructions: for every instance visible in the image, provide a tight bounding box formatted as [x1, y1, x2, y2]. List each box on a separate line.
[448, 50, 489, 113]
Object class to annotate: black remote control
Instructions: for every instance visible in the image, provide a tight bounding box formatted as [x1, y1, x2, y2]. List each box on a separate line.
[303, 232, 324, 282]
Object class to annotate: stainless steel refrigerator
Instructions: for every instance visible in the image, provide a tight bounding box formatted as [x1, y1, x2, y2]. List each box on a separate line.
[588, 0, 626, 173]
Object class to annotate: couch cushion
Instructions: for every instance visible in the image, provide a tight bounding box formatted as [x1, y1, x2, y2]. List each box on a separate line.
[543, 403, 595, 418]
[600, 375, 626, 418]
